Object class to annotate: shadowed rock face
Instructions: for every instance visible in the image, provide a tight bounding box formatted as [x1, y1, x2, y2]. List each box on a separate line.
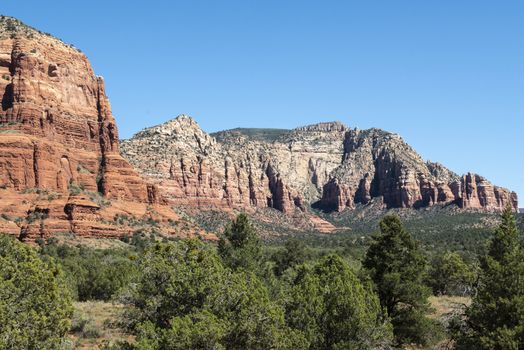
[121, 117, 518, 213]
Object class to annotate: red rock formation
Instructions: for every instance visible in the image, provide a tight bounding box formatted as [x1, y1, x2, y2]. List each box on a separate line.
[321, 179, 354, 211]
[0, 17, 209, 242]
[0, 22, 148, 202]
[308, 215, 338, 234]
[458, 173, 518, 211]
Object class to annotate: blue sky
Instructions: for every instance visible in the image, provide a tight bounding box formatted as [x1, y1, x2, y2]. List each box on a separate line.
[2, 1, 523, 204]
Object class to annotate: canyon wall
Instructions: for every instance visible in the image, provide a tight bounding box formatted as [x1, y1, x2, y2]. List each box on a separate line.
[121, 116, 518, 213]
[0, 17, 206, 242]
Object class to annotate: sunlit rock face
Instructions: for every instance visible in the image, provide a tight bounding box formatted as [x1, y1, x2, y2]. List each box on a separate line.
[0, 16, 151, 201]
[122, 117, 518, 214]
[0, 17, 211, 242]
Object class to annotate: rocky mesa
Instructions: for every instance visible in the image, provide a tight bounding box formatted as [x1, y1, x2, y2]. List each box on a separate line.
[121, 116, 518, 214]
[0, 17, 208, 242]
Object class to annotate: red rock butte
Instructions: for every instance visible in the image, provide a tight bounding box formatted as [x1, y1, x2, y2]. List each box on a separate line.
[0, 16, 209, 242]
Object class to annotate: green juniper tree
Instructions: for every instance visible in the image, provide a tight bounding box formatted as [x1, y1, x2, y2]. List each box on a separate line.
[286, 254, 393, 349]
[427, 251, 477, 296]
[273, 238, 310, 277]
[124, 239, 307, 350]
[134, 311, 228, 350]
[218, 213, 262, 272]
[39, 241, 138, 301]
[123, 239, 227, 329]
[363, 215, 439, 347]
[454, 205, 524, 349]
[0, 235, 73, 349]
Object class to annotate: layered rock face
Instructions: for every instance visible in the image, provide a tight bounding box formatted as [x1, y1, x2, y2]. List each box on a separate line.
[320, 128, 518, 211]
[122, 116, 518, 213]
[0, 17, 148, 201]
[121, 116, 346, 213]
[0, 17, 207, 242]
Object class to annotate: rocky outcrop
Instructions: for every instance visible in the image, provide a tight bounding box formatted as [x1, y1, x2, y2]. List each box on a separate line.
[0, 17, 149, 202]
[0, 17, 209, 242]
[122, 117, 518, 213]
[320, 128, 517, 211]
[121, 117, 348, 213]
[458, 173, 518, 211]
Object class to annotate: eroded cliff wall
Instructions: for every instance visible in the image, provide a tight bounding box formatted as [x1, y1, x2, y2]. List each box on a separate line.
[0, 17, 208, 242]
[121, 116, 518, 214]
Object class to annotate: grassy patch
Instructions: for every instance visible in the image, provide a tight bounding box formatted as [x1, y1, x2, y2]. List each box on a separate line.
[21, 188, 61, 201]
[68, 301, 132, 349]
[68, 183, 111, 208]
[0, 129, 19, 134]
[77, 164, 92, 175]
[420, 296, 472, 350]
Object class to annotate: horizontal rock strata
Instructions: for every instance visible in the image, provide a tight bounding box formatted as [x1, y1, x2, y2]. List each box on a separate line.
[0, 17, 208, 242]
[121, 117, 518, 214]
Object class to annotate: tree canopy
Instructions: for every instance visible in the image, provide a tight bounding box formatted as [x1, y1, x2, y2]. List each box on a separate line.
[218, 213, 262, 272]
[427, 251, 477, 296]
[363, 215, 440, 347]
[0, 235, 73, 349]
[124, 239, 306, 350]
[286, 254, 393, 349]
[454, 206, 524, 349]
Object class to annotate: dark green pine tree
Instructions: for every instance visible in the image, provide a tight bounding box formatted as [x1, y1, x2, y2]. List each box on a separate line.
[454, 205, 524, 349]
[363, 215, 440, 347]
[218, 213, 262, 272]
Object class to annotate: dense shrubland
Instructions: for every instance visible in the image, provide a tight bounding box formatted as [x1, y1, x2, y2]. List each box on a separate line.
[0, 207, 522, 349]
[39, 239, 139, 301]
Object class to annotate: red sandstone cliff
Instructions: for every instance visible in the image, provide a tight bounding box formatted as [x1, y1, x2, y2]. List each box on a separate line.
[0, 19, 147, 201]
[0, 17, 208, 242]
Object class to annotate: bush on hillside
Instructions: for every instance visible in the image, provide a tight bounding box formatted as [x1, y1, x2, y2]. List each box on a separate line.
[0, 235, 73, 349]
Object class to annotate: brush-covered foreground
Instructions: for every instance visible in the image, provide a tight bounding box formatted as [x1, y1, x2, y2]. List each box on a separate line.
[1, 206, 523, 349]
[66, 297, 471, 350]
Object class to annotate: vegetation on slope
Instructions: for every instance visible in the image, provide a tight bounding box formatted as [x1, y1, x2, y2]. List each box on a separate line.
[0, 235, 73, 349]
[212, 127, 291, 142]
[0, 206, 523, 349]
[0, 15, 81, 51]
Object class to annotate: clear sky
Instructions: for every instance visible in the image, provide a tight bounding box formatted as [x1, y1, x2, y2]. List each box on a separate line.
[2, 1, 523, 204]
